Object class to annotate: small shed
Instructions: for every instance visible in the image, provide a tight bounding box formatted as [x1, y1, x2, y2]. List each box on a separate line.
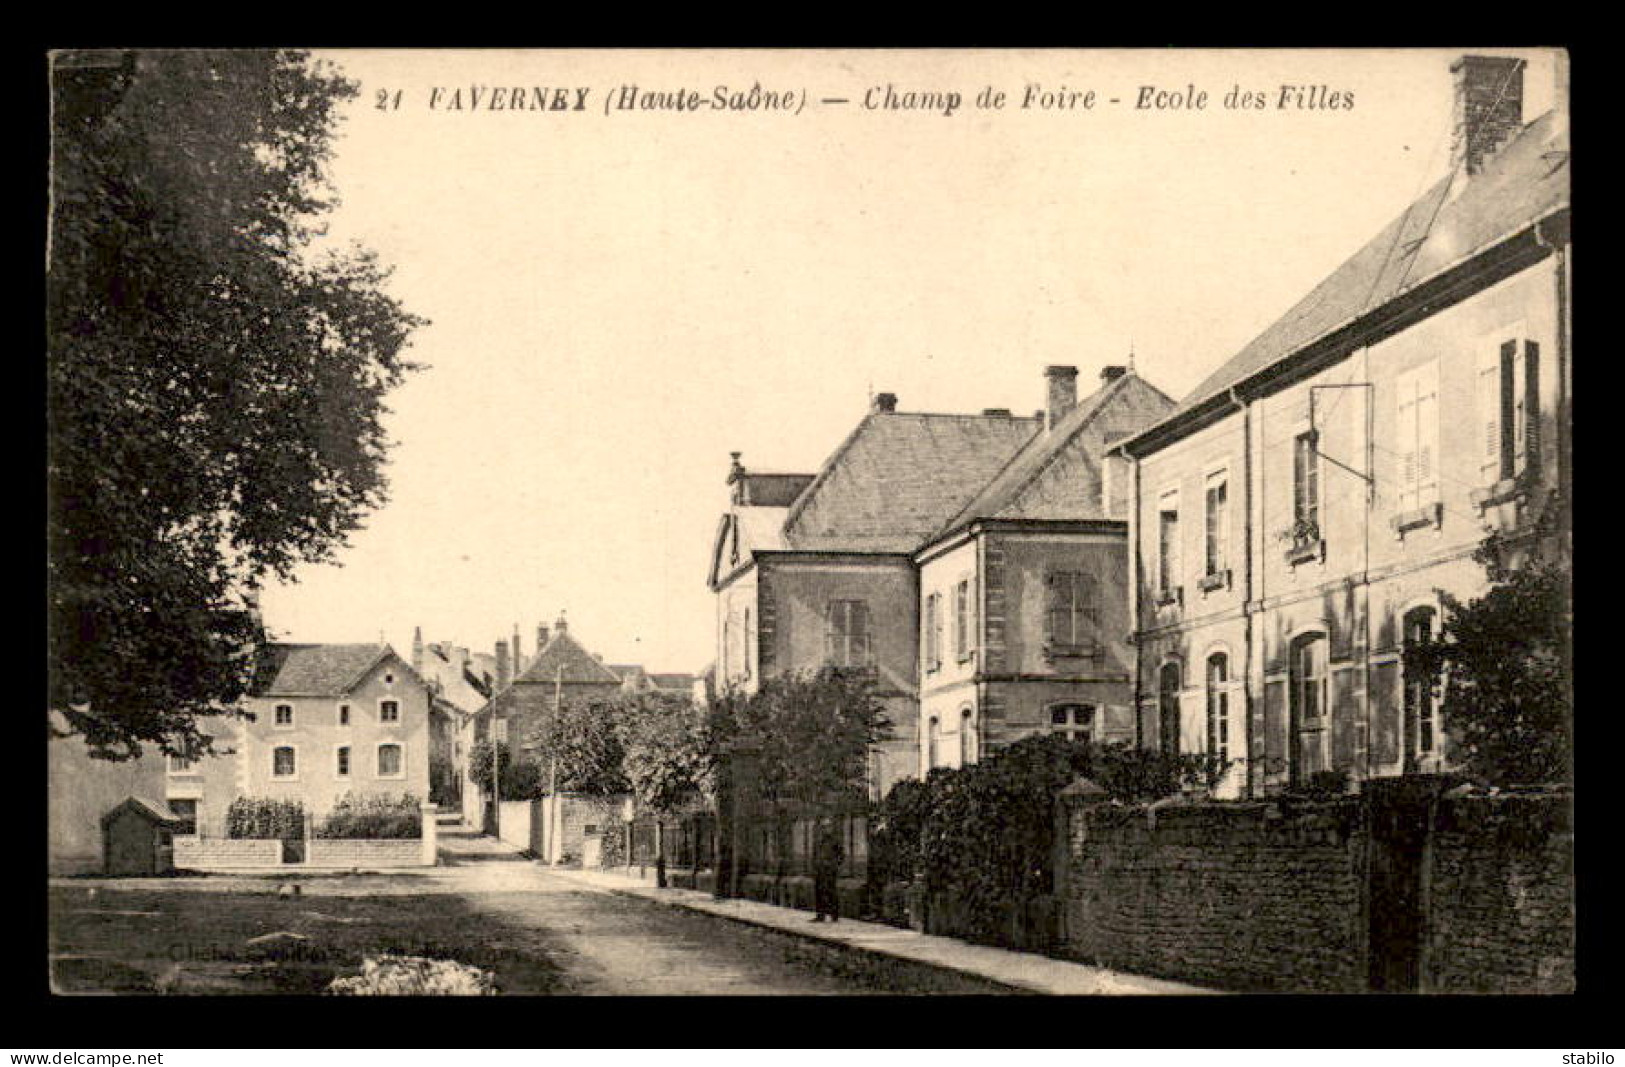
[101, 796, 183, 876]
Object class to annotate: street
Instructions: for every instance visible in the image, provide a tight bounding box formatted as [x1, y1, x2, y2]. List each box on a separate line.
[48, 830, 1013, 996]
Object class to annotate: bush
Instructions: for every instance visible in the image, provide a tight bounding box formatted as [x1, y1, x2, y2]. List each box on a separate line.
[226, 797, 306, 840]
[468, 740, 546, 800]
[316, 793, 422, 839]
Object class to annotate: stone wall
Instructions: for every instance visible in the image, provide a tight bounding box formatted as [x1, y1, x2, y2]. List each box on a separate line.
[1055, 787, 1574, 994]
[1425, 792, 1575, 993]
[305, 838, 426, 868]
[173, 837, 282, 869]
[1060, 798, 1368, 992]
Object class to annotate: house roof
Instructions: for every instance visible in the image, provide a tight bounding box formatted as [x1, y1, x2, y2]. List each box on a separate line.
[249, 643, 401, 697]
[781, 410, 1042, 553]
[933, 371, 1174, 540]
[647, 672, 697, 692]
[512, 629, 624, 687]
[100, 795, 182, 827]
[1140, 110, 1570, 444]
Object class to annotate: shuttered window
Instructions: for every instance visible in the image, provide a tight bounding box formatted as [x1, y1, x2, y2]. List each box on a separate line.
[1480, 337, 1542, 484]
[825, 600, 872, 667]
[1397, 361, 1441, 511]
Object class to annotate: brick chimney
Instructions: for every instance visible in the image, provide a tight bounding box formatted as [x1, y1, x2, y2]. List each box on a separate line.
[495, 639, 511, 690]
[537, 622, 549, 651]
[555, 612, 568, 636]
[512, 623, 522, 675]
[1100, 365, 1128, 386]
[1451, 55, 1525, 176]
[1045, 365, 1078, 432]
[872, 392, 898, 413]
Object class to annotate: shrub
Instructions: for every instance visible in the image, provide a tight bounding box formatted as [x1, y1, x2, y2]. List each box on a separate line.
[226, 797, 306, 840]
[316, 793, 422, 839]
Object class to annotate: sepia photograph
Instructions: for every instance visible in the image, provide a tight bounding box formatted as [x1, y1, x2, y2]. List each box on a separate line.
[44, 47, 1572, 1000]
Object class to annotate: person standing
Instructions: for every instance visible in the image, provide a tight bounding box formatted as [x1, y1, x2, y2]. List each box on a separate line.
[812, 816, 844, 923]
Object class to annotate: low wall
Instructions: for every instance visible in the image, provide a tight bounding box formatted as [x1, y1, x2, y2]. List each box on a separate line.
[1056, 786, 1575, 994]
[1059, 798, 1367, 992]
[174, 837, 282, 869]
[498, 801, 541, 854]
[306, 838, 427, 868]
[1425, 792, 1575, 993]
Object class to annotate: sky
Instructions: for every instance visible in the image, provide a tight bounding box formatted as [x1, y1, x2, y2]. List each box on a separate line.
[258, 48, 1559, 675]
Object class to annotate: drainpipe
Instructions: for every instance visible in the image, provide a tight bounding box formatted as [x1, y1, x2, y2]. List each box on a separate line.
[1126, 446, 1143, 750]
[1535, 216, 1570, 511]
[1229, 387, 1256, 798]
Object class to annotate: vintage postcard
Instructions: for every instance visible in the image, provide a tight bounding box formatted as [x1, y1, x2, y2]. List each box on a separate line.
[45, 48, 1571, 1001]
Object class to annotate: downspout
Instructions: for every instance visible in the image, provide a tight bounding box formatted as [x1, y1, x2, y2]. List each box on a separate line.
[1535, 216, 1570, 509]
[1127, 446, 1143, 750]
[1229, 387, 1256, 798]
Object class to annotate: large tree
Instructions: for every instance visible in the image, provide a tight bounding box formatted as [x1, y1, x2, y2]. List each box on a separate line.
[48, 50, 424, 759]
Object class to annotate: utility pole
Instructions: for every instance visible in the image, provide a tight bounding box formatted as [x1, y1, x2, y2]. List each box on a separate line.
[550, 663, 563, 864]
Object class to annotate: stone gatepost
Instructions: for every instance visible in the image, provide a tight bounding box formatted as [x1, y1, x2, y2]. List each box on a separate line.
[1055, 777, 1110, 954]
[421, 802, 439, 866]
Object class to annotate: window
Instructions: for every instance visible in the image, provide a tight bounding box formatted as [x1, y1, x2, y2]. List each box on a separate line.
[378, 743, 403, 778]
[926, 717, 940, 770]
[272, 746, 296, 778]
[1204, 470, 1229, 577]
[825, 600, 872, 667]
[954, 578, 973, 661]
[1046, 572, 1097, 647]
[336, 745, 351, 778]
[924, 592, 942, 671]
[168, 798, 198, 836]
[1157, 494, 1180, 599]
[1158, 662, 1182, 756]
[1480, 337, 1541, 485]
[338, 703, 351, 727]
[1049, 703, 1094, 744]
[1293, 432, 1320, 537]
[274, 704, 294, 728]
[1403, 608, 1440, 764]
[167, 755, 196, 776]
[742, 608, 753, 680]
[1206, 653, 1230, 762]
[384, 673, 394, 685]
[1397, 362, 1441, 511]
[379, 699, 400, 724]
[1289, 633, 1329, 779]
[960, 708, 975, 764]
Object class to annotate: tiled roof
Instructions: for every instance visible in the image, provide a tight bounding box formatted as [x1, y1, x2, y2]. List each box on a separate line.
[647, 672, 697, 692]
[782, 410, 1042, 553]
[1158, 110, 1569, 428]
[936, 372, 1174, 537]
[512, 630, 624, 686]
[249, 643, 396, 697]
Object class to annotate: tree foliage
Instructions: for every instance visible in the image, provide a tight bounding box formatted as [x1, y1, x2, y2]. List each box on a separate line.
[467, 740, 544, 800]
[48, 50, 424, 759]
[1405, 549, 1573, 787]
[618, 691, 711, 813]
[705, 667, 892, 816]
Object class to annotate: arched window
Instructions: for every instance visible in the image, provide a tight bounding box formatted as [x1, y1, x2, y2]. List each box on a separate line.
[1206, 653, 1230, 762]
[960, 708, 975, 765]
[1290, 632, 1329, 780]
[743, 608, 753, 680]
[1158, 662, 1182, 755]
[378, 743, 404, 778]
[926, 716, 941, 770]
[1403, 607, 1440, 766]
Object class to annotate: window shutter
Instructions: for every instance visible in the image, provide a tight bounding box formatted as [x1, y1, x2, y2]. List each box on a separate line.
[1511, 340, 1528, 476]
[1478, 344, 1503, 482]
[1045, 573, 1060, 642]
[1397, 369, 1419, 511]
[1520, 340, 1541, 478]
[1416, 361, 1439, 504]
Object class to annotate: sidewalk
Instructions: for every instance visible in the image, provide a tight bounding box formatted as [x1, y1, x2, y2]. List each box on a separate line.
[543, 864, 1217, 995]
